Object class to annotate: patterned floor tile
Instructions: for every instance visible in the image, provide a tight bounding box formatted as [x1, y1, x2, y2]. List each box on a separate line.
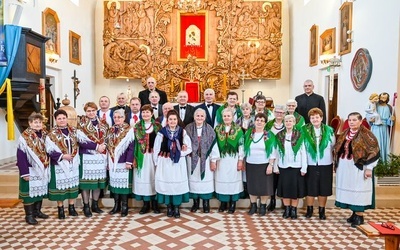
[0, 205, 398, 249]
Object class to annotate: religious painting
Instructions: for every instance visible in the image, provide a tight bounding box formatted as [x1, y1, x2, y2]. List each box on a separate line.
[320, 28, 336, 55]
[69, 30, 81, 65]
[177, 11, 208, 61]
[309, 24, 318, 67]
[350, 48, 373, 92]
[339, 2, 352, 56]
[42, 8, 60, 56]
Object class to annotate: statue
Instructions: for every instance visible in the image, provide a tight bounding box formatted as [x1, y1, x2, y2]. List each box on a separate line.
[365, 93, 381, 125]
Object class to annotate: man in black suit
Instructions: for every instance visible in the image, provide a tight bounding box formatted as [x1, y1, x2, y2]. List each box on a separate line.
[138, 76, 168, 105]
[295, 79, 326, 124]
[174, 90, 195, 127]
[110, 92, 130, 124]
[195, 88, 220, 128]
[149, 91, 163, 119]
[125, 97, 142, 126]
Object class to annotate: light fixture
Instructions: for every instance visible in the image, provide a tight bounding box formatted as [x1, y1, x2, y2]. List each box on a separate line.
[48, 53, 59, 63]
[177, 0, 202, 13]
[346, 30, 353, 34]
[329, 56, 342, 67]
[346, 38, 353, 43]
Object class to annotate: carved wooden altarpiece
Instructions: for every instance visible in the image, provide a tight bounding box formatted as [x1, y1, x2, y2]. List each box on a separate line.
[103, 0, 282, 101]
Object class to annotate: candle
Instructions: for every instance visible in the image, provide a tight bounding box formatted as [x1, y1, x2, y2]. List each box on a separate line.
[170, 78, 174, 94]
[39, 78, 46, 110]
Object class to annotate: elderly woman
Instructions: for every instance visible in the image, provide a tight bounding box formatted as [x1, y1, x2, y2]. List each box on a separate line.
[107, 109, 134, 217]
[153, 110, 192, 218]
[302, 108, 335, 220]
[186, 108, 219, 213]
[215, 107, 244, 214]
[133, 104, 162, 214]
[244, 113, 277, 216]
[46, 110, 80, 219]
[17, 113, 49, 225]
[252, 95, 274, 121]
[286, 99, 305, 130]
[264, 104, 286, 211]
[274, 115, 307, 219]
[77, 102, 108, 217]
[334, 112, 379, 227]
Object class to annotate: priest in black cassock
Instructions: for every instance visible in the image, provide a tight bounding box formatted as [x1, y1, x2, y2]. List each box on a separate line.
[295, 79, 326, 124]
[138, 76, 168, 105]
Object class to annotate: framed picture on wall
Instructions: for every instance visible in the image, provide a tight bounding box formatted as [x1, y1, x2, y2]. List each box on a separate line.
[42, 8, 60, 56]
[320, 28, 336, 55]
[309, 24, 318, 67]
[69, 30, 81, 65]
[177, 11, 208, 61]
[339, 2, 353, 55]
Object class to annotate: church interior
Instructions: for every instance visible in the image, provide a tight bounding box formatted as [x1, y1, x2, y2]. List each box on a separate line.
[0, 0, 400, 249]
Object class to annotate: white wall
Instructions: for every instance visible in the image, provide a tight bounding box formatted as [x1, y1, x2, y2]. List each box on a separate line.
[0, 0, 97, 158]
[94, 0, 291, 107]
[289, 0, 400, 119]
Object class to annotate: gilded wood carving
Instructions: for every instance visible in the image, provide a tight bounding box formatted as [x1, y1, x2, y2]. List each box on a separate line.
[103, 0, 282, 101]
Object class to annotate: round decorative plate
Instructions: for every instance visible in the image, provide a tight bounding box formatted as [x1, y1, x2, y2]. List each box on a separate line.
[350, 48, 373, 92]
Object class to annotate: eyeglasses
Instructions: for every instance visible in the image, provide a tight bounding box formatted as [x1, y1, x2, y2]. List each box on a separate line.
[256, 101, 265, 104]
[381, 222, 396, 230]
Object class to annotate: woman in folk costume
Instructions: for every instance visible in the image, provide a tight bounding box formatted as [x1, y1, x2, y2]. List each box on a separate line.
[76, 102, 108, 217]
[133, 104, 162, 214]
[286, 99, 305, 130]
[302, 108, 335, 220]
[153, 110, 192, 218]
[264, 104, 286, 212]
[244, 113, 277, 216]
[215, 107, 244, 214]
[185, 108, 219, 213]
[106, 109, 134, 217]
[274, 114, 307, 219]
[334, 112, 380, 227]
[46, 110, 80, 219]
[17, 113, 50, 225]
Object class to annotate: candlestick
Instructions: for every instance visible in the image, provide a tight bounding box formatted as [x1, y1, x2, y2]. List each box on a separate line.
[39, 78, 46, 110]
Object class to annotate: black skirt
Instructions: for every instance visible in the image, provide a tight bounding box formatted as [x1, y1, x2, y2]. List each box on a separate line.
[246, 162, 274, 196]
[277, 167, 305, 199]
[305, 164, 333, 197]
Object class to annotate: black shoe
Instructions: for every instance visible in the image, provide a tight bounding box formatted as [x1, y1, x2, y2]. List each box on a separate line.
[347, 211, 356, 223]
[203, 199, 210, 213]
[24, 204, 38, 225]
[305, 206, 313, 218]
[33, 201, 49, 219]
[191, 198, 200, 212]
[248, 202, 257, 215]
[83, 203, 92, 217]
[319, 207, 326, 220]
[218, 202, 227, 212]
[282, 206, 291, 219]
[228, 201, 236, 214]
[174, 206, 181, 218]
[109, 194, 121, 215]
[290, 206, 298, 219]
[167, 204, 174, 217]
[68, 204, 78, 216]
[139, 201, 151, 215]
[152, 200, 161, 214]
[259, 204, 267, 216]
[267, 196, 276, 212]
[91, 200, 104, 214]
[120, 195, 129, 217]
[58, 205, 65, 220]
[351, 215, 364, 228]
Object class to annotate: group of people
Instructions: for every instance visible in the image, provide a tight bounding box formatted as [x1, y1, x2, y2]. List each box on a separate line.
[17, 78, 380, 229]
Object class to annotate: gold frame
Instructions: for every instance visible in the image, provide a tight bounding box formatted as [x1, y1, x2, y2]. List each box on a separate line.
[309, 24, 318, 67]
[320, 28, 336, 55]
[42, 8, 60, 56]
[69, 30, 81, 65]
[339, 2, 353, 55]
[177, 11, 208, 61]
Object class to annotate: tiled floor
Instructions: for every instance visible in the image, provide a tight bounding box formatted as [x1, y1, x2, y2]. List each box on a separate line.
[1, 205, 398, 249]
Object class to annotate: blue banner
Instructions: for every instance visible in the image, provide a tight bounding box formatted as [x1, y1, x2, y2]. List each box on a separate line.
[0, 0, 7, 66]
